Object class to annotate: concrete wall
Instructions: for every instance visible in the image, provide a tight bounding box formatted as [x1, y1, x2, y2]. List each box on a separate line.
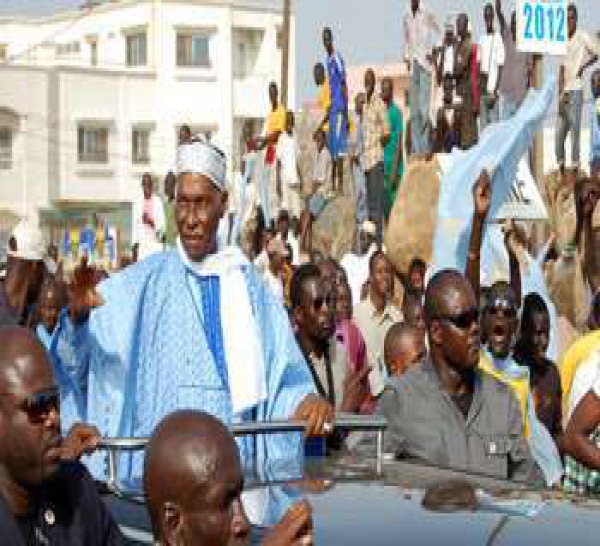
[0, 1, 295, 230]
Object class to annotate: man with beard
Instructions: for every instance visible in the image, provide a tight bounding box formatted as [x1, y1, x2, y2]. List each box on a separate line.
[0, 328, 124, 544]
[380, 270, 538, 481]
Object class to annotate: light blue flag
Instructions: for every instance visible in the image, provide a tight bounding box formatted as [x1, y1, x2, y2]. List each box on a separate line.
[437, 76, 557, 222]
[432, 78, 556, 275]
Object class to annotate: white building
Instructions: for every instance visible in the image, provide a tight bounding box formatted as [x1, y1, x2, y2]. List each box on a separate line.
[0, 0, 295, 251]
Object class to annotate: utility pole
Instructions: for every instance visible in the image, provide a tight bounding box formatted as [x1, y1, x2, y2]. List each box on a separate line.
[280, 0, 291, 108]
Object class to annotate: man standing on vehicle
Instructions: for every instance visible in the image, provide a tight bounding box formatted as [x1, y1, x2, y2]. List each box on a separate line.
[380, 270, 540, 482]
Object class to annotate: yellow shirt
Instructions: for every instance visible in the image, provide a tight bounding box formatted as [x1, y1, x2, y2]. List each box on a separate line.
[560, 330, 600, 404]
[266, 105, 286, 136]
[317, 81, 331, 132]
[479, 353, 531, 438]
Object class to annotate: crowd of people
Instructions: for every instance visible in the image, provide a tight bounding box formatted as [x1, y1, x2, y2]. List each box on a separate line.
[2, 0, 600, 544]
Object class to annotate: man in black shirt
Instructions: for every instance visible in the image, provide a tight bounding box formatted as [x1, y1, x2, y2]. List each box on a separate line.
[0, 327, 124, 545]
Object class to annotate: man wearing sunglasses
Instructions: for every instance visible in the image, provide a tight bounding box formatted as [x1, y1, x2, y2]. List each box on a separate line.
[0, 327, 125, 545]
[291, 265, 371, 426]
[479, 283, 564, 486]
[380, 269, 540, 482]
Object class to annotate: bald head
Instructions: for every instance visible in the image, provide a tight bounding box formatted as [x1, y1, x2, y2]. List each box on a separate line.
[424, 270, 473, 327]
[424, 270, 480, 372]
[0, 327, 61, 490]
[144, 410, 247, 545]
[0, 327, 52, 392]
[384, 323, 426, 376]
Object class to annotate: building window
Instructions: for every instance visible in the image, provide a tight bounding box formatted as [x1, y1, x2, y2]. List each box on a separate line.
[78, 126, 109, 163]
[132, 128, 150, 164]
[0, 128, 12, 170]
[90, 40, 98, 66]
[233, 29, 263, 78]
[176, 33, 210, 68]
[56, 42, 81, 56]
[126, 32, 147, 66]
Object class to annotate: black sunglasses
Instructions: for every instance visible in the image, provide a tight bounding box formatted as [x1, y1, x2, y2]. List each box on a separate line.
[437, 307, 480, 330]
[312, 295, 333, 312]
[488, 306, 518, 319]
[0, 388, 60, 425]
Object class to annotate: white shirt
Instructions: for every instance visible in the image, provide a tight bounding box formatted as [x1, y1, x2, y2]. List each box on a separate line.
[403, 4, 441, 72]
[354, 296, 403, 396]
[562, 29, 599, 92]
[340, 244, 377, 307]
[479, 31, 505, 94]
[254, 250, 269, 275]
[277, 232, 300, 267]
[313, 147, 331, 184]
[264, 268, 284, 303]
[567, 350, 600, 423]
[132, 193, 165, 260]
[275, 132, 300, 187]
[441, 44, 455, 77]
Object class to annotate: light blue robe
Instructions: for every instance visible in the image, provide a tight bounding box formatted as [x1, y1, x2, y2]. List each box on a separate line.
[53, 249, 315, 481]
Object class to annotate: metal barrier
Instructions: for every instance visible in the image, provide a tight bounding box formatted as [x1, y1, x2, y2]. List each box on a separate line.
[98, 414, 387, 489]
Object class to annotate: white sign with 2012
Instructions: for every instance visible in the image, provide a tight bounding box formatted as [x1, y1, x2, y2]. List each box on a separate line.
[516, 0, 567, 56]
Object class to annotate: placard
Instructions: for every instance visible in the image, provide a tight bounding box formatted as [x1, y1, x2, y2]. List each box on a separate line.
[517, 0, 567, 56]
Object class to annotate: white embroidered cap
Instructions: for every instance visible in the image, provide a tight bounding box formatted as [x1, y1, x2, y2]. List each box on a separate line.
[177, 141, 227, 192]
[8, 220, 45, 261]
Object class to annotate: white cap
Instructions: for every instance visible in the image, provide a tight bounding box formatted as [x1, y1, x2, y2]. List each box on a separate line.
[360, 220, 377, 237]
[176, 141, 227, 192]
[8, 220, 45, 261]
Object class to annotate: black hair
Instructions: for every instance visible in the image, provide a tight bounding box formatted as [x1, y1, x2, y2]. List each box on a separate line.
[402, 291, 423, 317]
[484, 281, 518, 311]
[589, 292, 600, 329]
[290, 263, 321, 311]
[368, 250, 388, 275]
[409, 257, 427, 274]
[514, 292, 549, 363]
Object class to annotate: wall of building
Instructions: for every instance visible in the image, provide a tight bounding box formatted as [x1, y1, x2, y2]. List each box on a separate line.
[0, 1, 295, 237]
[0, 66, 51, 218]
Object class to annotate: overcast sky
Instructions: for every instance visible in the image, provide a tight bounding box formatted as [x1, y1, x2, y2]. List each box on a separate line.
[2, 0, 600, 102]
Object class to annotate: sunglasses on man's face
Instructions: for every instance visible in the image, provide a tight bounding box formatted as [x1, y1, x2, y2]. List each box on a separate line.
[438, 307, 480, 330]
[1, 388, 60, 425]
[311, 295, 333, 312]
[487, 303, 517, 319]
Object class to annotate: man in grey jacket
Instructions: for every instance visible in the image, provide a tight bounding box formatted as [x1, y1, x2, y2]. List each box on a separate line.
[380, 269, 540, 482]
